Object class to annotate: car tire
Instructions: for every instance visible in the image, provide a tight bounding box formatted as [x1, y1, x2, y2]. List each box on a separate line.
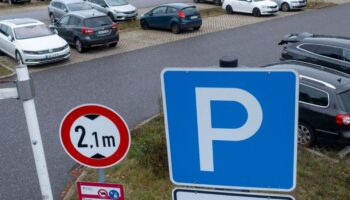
[75, 39, 85, 53]
[140, 20, 149, 30]
[298, 122, 316, 147]
[109, 42, 117, 47]
[49, 13, 55, 23]
[194, 26, 201, 31]
[15, 51, 23, 65]
[171, 23, 180, 34]
[108, 12, 115, 22]
[281, 2, 290, 12]
[252, 8, 261, 17]
[226, 5, 233, 14]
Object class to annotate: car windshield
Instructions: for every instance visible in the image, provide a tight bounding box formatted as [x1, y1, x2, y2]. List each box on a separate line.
[14, 24, 53, 40]
[84, 16, 112, 27]
[67, 2, 93, 11]
[339, 90, 350, 112]
[105, 0, 128, 6]
[182, 7, 198, 15]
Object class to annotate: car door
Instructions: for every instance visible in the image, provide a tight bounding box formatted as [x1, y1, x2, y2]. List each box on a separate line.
[147, 6, 168, 28]
[241, 0, 253, 13]
[88, 0, 108, 14]
[166, 6, 178, 29]
[55, 15, 71, 42]
[0, 24, 15, 57]
[65, 16, 81, 44]
[54, 2, 66, 20]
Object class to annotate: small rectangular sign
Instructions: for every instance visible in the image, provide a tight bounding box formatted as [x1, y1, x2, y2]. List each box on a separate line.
[77, 181, 124, 200]
[173, 188, 295, 200]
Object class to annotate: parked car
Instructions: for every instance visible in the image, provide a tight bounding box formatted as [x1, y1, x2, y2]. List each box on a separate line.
[85, 0, 137, 21]
[265, 61, 350, 147]
[0, 0, 30, 4]
[0, 18, 70, 65]
[222, 0, 278, 17]
[193, 0, 222, 6]
[50, 10, 119, 53]
[140, 3, 202, 34]
[48, 0, 95, 23]
[279, 32, 350, 75]
[270, 0, 306, 11]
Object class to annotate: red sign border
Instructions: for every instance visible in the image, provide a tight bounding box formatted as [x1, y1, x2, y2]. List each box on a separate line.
[77, 181, 125, 200]
[60, 104, 131, 168]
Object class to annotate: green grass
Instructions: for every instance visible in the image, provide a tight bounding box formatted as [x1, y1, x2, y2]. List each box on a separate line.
[70, 115, 350, 200]
[0, 65, 13, 77]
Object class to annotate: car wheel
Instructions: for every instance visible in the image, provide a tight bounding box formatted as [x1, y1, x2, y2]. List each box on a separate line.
[281, 2, 290, 12]
[109, 42, 117, 47]
[194, 26, 201, 31]
[108, 12, 115, 22]
[215, 0, 221, 6]
[15, 51, 23, 65]
[140, 20, 149, 30]
[298, 122, 316, 147]
[49, 13, 56, 23]
[226, 5, 233, 14]
[171, 23, 180, 34]
[252, 8, 261, 17]
[75, 39, 85, 53]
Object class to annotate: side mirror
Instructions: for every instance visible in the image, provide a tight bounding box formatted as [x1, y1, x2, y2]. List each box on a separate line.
[64, 8, 68, 13]
[102, 4, 108, 8]
[7, 35, 14, 42]
[49, 25, 58, 34]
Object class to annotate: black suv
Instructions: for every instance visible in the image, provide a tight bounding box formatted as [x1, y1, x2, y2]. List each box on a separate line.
[50, 10, 119, 53]
[266, 61, 350, 147]
[279, 32, 350, 75]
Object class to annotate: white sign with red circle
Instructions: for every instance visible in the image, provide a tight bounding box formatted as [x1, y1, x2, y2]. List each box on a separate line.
[60, 104, 131, 168]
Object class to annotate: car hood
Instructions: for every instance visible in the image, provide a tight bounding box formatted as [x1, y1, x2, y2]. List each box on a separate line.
[254, 0, 278, 6]
[15, 35, 67, 51]
[111, 4, 136, 12]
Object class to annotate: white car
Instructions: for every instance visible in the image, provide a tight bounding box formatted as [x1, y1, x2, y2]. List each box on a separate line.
[223, 0, 279, 17]
[271, 0, 306, 11]
[85, 0, 137, 21]
[0, 18, 70, 65]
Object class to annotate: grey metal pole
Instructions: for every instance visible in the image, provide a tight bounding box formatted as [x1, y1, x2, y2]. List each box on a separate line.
[97, 169, 105, 183]
[16, 64, 53, 200]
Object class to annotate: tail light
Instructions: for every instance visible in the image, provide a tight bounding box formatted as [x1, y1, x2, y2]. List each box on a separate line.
[336, 114, 350, 125]
[178, 11, 185, 19]
[112, 23, 118, 30]
[81, 27, 94, 35]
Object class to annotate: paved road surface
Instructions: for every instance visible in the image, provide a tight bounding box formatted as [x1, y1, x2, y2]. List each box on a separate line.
[0, 3, 349, 199]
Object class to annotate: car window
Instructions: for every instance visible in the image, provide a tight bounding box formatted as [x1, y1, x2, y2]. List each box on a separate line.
[59, 15, 70, 26]
[167, 7, 177, 14]
[182, 6, 198, 15]
[4, 26, 13, 38]
[105, 0, 128, 6]
[0, 24, 8, 36]
[68, 16, 82, 26]
[84, 16, 112, 27]
[67, 2, 93, 11]
[339, 90, 350, 112]
[14, 24, 53, 40]
[152, 7, 167, 15]
[300, 44, 342, 60]
[299, 84, 329, 107]
[95, 0, 108, 6]
[343, 49, 350, 62]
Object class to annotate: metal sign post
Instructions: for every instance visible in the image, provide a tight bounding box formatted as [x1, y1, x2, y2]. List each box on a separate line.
[98, 169, 105, 183]
[0, 64, 53, 200]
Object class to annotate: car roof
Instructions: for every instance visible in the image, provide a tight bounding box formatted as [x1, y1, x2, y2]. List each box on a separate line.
[301, 35, 350, 49]
[0, 18, 43, 27]
[265, 61, 350, 94]
[69, 10, 106, 18]
[162, 3, 194, 9]
[52, 0, 84, 4]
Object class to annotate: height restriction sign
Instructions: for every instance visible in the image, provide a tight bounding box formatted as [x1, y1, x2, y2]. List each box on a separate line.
[60, 104, 131, 168]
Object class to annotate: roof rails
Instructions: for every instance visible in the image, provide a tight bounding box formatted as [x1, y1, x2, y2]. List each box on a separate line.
[299, 75, 336, 89]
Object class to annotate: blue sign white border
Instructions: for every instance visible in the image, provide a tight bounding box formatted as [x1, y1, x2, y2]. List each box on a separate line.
[161, 68, 299, 192]
[172, 187, 296, 200]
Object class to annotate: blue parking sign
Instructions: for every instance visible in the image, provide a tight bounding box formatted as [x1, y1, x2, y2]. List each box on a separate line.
[161, 68, 298, 191]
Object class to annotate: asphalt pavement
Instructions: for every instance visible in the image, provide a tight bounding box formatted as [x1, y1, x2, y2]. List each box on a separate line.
[0, 3, 350, 199]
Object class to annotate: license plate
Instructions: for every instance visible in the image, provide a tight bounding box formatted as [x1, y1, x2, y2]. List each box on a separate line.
[190, 16, 198, 19]
[46, 53, 60, 59]
[98, 30, 109, 35]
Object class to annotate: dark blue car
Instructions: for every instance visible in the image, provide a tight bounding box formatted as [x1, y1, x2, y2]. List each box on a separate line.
[140, 3, 202, 34]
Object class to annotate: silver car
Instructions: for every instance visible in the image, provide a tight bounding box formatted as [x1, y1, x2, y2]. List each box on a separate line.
[85, 0, 137, 21]
[48, 0, 95, 23]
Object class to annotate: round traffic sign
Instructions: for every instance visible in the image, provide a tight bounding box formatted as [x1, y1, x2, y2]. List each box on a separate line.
[60, 104, 131, 168]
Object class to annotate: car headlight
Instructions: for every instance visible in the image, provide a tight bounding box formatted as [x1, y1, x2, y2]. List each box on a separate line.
[23, 50, 46, 55]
